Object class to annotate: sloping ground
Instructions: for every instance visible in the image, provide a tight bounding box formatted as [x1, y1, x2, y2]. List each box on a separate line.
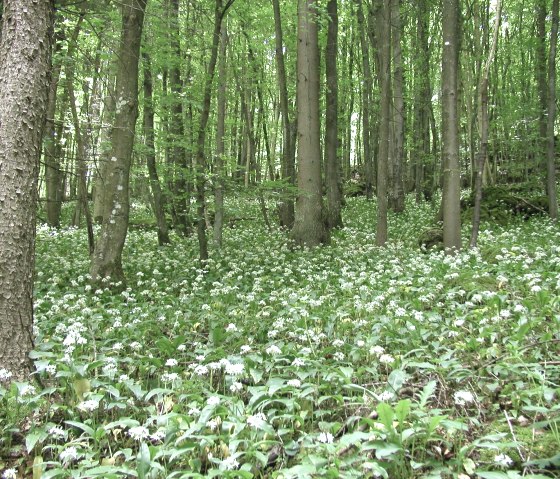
[1, 196, 559, 478]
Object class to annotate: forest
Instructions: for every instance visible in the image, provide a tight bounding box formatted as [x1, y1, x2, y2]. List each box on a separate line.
[0, 0, 559, 477]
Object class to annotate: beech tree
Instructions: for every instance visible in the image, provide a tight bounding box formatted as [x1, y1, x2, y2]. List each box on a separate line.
[0, 0, 54, 378]
[90, 0, 147, 285]
[292, 0, 329, 247]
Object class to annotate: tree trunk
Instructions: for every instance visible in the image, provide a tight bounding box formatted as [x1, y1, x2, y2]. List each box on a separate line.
[292, 0, 329, 248]
[194, 0, 235, 262]
[168, 0, 190, 236]
[214, 25, 228, 247]
[470, 0, 502, 248]
[0, 0, 54, 379]
[546, 0, 559, 220]
[143, 53, 171, 246]
[442, 0, 461, 252]
[44, 35, 63, 228]
[90, 0, 147, 285]
[388, 0, 405, 213]
[357, 0, 374, 200]
[325, 0, 343, 229]
[375, 0, 390, 246]
[272, 0, 296, 228]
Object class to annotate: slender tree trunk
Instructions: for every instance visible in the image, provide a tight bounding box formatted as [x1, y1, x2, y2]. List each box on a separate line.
[0, 0, 54, 379]
[292, 0, 329, 247]
[389, 0, 405, 212]
[357, 0, 374, 199]
[546, 0, 559, 220]
[272, 0, 296, 228]
[214, 25, 228, 247]
[442, 0, 461, 252]
[325, 0, 343, 229]
[470, 0, 502, 248]
[195, 0, 235, 261]
[143, 53, 171, 246]
[45, 36, 63, 228]
[375, 0, 390, 246]
[90, 0, 147, 285]
[168, 0, 190, 236]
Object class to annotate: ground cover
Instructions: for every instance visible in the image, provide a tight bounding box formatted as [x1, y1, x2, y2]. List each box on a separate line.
[1, 196, 559, 478]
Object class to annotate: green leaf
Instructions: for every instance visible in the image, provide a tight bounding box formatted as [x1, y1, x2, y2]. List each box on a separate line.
[65, 420, 95, 437]
[395, 399, 411, 424]
[418, 380, 437, 408]
[137, 442, 151, 479]
[377, 402, 394, 431]
[26, 429, 47, 453]
[387, 369, 408, 393]
[371, 441, 402, 458]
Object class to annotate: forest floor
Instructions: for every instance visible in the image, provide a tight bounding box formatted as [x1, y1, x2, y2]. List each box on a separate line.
[1, 195, 560, 478]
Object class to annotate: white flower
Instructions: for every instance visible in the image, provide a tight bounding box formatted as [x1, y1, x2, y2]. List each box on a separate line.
[240, 345, 252, 354]
[356, 340, 365, 347]
[287, 379, 301, 388]
[2, 468, 17, 479]
[194, 364, 209, 376]
[177, 344, 186, 351]
[333, 352, 345, 361]
[230, 382, 243, 393]
[379, 354, 395, 364]
[454, 390, 475, 406]
[162, 372, 180, 382]
[317, 432, 334, 444]
[531, 285, 542, 293]
[225, 363, 244, 376]
[225, 323, 238, 332]
[377, 391, 395, 402]
[128, 426, 150, 441]
[0, 368, 13, 382]
[266, 345, 282, 355]
[291, 358, 305, 367]
[130, 341, 142, 350]
[221, 455, 239, 470]
[60, 446, 79, 464]
[188, 406, 201, 415]
[247, 412, 267, 428]
[48, 426, 65, 438]
[494, 453, 514, 467]
[77, 399, 99, 412]
[206, 418, 220, 431]
[370, 346, 385, 356]
[166, 358, 178, 367]
[207, 396, 221, 406]
[332, 339, 345, 347]
[19, 384, 36, 396]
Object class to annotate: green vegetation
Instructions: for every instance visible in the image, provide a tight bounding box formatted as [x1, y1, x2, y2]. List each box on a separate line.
[1, 196, 558, 478]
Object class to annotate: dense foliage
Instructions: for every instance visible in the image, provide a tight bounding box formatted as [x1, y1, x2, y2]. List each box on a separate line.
[1, 197, 559, 478]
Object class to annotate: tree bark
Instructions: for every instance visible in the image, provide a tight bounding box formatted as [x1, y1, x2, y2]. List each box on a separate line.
[143, 52, 171, 246]
[388, 0, 405, 213]
[546, 0, 559, 220]
[470, 0, 501, 248]
[272, 0, 296, 228]
[375, 0, 390, 246]
[325, 0, 343, 229]
[0, 0, 54, 379]
[292, 0, 329, 248]
[442, 0, 461, 252]
[44, 35, 63, 228]
[214, 25, 228, 247]
[90, 0, 147, 285]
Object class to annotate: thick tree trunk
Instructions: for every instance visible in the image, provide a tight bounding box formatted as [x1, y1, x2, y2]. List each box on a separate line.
[90, 0, 146, 285]
[442, 0, 461, 252]
[375, 0, 390, 246]
[325, 0, 343, 229]
[272, 0, 296, 228]
[292, 0, 329, 248]
[546, 0, 559, 220]
[143, 53, 171, 246]
[0, 0, 54, 379]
